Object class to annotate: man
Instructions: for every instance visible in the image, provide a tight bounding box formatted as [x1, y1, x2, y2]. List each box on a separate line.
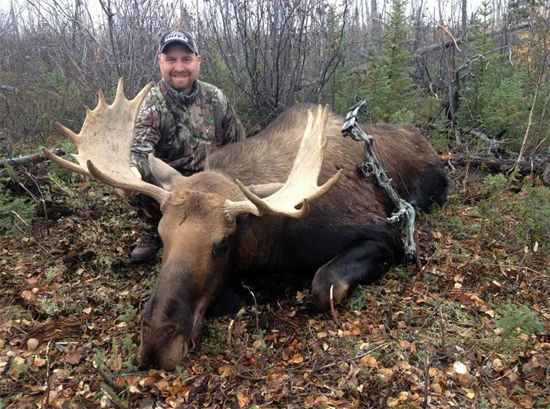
[123, 30, 246, 262]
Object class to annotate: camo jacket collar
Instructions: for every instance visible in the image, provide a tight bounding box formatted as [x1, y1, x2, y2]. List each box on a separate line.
[161, 79, 199, 106]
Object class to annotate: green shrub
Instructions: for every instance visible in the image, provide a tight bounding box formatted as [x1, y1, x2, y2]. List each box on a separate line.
[0, 178, 35, 235]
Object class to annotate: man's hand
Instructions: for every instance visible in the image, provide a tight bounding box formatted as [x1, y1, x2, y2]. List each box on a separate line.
[115, 167, 142, 198]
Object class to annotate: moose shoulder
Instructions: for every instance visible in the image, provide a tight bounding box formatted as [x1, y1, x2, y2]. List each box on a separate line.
[44, 80, 448, 370]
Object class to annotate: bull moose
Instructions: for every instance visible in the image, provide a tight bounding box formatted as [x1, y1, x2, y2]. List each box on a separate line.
[44, 79, 448, 370]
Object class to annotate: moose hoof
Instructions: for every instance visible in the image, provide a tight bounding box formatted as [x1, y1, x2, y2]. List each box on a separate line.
[311, 269, 350, 311]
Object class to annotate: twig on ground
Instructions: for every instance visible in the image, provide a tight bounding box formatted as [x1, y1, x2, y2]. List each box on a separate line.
[439, 304, 446, 350]
[313, 342, 391, 373]
[93, 361, 124, 394]
[44, 340, 52, 407]
[24, 171, 50, 235]
[11, 212, 50, 255]
[462, 161, 470, 193]
[414, 228, 422, 271]
[417, 248, 440, 282]
[227, 319, 235, 345]
[423, 355, 430, 408]
[99, 387, 128, 409]
[235, 354, 265, 381]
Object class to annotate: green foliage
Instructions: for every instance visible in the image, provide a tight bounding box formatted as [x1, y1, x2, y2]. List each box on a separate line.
[201, 323, 229, 355]
[0, 67, 84, 153]
[455, 0, 532, 152]
[8, 359, 30, 379]
[121, 336, 137, 372]
[346, 286, 368, 311]
[476, 174, 508, 240]
[0, 171, 35, 234]
[481, 72, 528, 148]
[358, 0, 417, 123]
[481, 301, 545, 355]
[0, 190, 34, 234]
[475, 175, 550, 253]
[495, 302, 544, 336]
[4, 306, 33, 321]
[117, 302, 139, 323]
[446, 215, 480, 239]
[327, 61, 358, 115]
[201, 41, 236, 99]
[252, 328, 267, 350]
[39, 299, 61, 316]
[509, 184, 550, 248]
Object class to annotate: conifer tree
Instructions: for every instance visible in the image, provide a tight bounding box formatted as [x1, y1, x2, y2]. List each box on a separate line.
[360, 0, 415, 123]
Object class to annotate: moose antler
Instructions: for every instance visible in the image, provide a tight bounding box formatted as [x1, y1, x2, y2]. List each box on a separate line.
[43, 78, 170, 205]
[224, 105, 342, 220]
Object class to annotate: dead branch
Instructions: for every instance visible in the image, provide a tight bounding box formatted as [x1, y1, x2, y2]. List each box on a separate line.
[509, 82, 540, 176]
[437, 23, 461, 52]
[0, 148, 65, 168]
[93, 361, 125, 394]
[0, 84, 17, 93]
[416, 22, 531, 54]
[443, 155, 549, 183]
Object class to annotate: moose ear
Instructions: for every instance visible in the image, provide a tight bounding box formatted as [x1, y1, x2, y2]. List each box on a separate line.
[149, 154, 186, 192]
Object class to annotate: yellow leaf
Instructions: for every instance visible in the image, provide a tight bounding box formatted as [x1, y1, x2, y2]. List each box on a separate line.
[359, 355, 378, 368]
[154, 379, 169, 391]
[317, 332, 328, 339]
[237, 391, 249, 408]
[33, 357, 46, 368]
[218, 365, 235, 378]
[291, 354, 304, 364]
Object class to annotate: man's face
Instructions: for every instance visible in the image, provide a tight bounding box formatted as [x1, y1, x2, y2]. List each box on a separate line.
[158, 43, 201, 94]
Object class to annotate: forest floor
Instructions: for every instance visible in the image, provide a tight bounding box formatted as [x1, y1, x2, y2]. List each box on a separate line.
[0, 164, 549, 409]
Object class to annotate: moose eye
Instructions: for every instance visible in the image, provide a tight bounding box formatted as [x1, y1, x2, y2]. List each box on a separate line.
[212, 237, 230, 258]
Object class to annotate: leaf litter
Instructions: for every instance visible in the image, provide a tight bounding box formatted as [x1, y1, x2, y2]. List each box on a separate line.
[0, 170, 549, 408]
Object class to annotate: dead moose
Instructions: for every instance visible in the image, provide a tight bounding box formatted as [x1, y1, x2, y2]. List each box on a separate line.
[45, 79, 448, 370]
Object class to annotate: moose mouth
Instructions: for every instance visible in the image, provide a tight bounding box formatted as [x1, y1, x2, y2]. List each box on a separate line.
[143, 304, 207, 370]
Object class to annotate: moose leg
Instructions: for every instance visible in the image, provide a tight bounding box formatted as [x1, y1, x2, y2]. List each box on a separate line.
[311, 226, 403, 310]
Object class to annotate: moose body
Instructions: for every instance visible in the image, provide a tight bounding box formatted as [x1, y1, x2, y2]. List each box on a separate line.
[206, 104, 446, 276]
[45, 82, 447, 371]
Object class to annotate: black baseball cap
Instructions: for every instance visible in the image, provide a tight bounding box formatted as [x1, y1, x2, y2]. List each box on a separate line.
[159, 30, 198, 54]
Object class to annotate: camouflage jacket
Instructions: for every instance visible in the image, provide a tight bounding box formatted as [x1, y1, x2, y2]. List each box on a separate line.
[130, 79, 245, 182]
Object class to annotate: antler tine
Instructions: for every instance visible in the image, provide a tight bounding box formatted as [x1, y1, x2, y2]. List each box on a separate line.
[114, 77, 126, 103]
[87, 160, 170, 205]
[224, 104, 342, 220]
[96, 89, 107, 111]
[42, 147, 88, 176]
[55, 122, 80, 144]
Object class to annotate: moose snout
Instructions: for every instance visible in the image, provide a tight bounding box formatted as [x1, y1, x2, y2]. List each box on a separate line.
[138, 332, 188, 371]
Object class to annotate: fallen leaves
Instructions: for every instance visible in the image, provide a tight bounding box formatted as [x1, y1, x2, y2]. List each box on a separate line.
[1, 174, 549, 408]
